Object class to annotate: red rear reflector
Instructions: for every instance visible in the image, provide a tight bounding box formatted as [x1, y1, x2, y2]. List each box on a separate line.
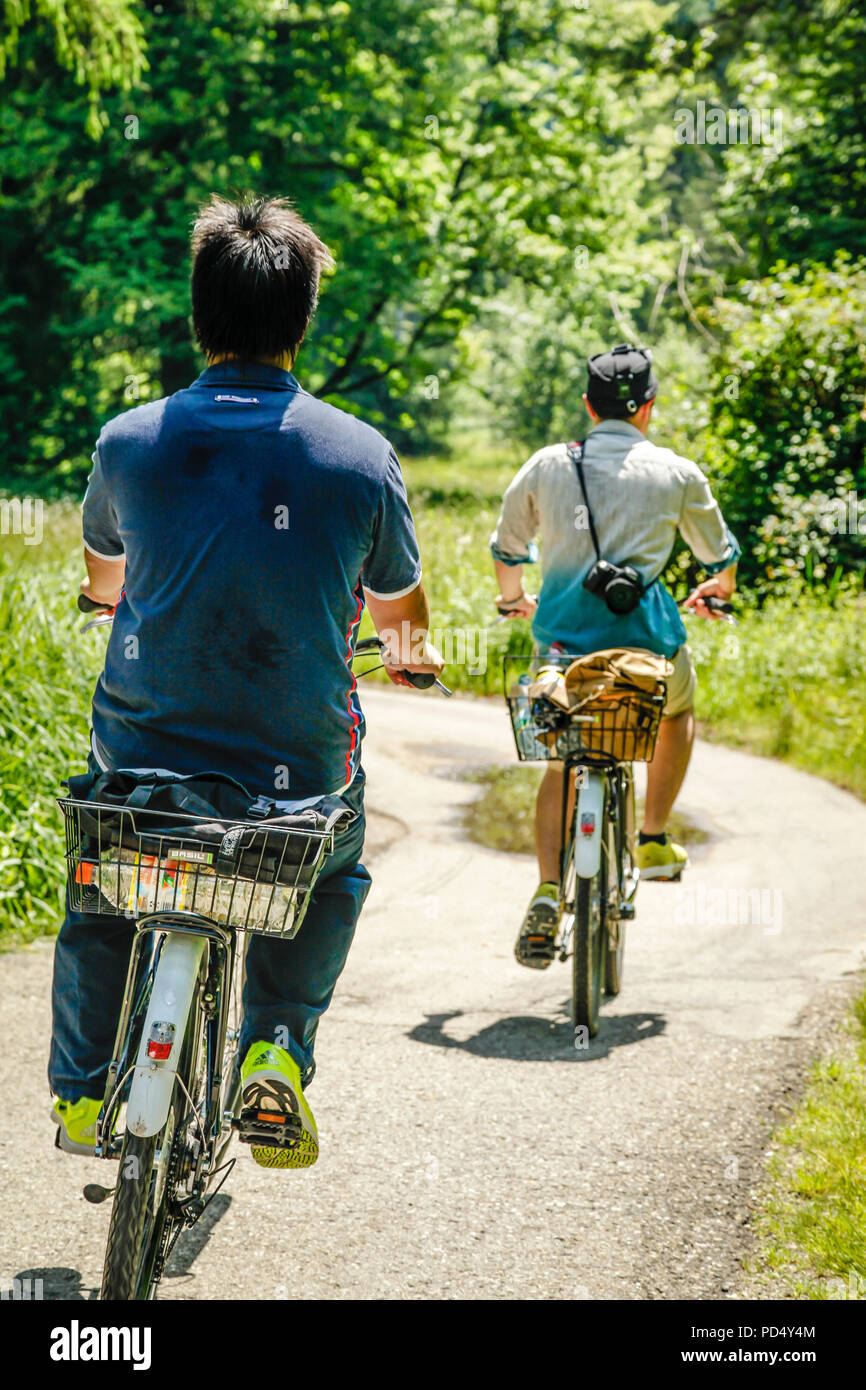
[146, 1041, 172, 1060]
[580, 813, 596, 837]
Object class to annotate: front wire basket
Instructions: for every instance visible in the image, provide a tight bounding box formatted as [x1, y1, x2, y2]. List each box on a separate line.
[58, 798, 335, 938]
[504, 653, 666, 765]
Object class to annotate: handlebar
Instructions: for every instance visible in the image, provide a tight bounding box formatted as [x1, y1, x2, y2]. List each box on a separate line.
[353, 636, 452, 696]
[78, 593, 115, 614]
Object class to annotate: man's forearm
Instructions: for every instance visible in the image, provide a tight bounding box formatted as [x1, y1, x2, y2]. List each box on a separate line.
[494, 559, 524, 602]
[364, 582, 430, 663]
[82, 549, 125, 606]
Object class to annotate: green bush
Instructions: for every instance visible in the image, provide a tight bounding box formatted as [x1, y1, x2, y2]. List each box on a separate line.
[706, 257, 866, 591]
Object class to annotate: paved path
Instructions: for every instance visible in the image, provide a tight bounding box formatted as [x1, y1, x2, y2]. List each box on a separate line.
[2, 687, 864, 1300]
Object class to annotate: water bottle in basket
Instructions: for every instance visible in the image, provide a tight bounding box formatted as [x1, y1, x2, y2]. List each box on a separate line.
[511, 673, 537, 758]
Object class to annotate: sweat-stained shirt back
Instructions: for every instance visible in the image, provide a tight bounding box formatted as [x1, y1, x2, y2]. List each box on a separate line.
[82, 362, 421, 798]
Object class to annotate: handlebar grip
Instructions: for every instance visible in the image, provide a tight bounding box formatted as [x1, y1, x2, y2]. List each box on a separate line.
[401, 670, 436, 689]
[704, 597, 734, 614]
[77, 594, 112, 613]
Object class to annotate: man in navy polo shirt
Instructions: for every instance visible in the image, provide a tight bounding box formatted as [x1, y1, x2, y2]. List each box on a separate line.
[50, 195, 443, 1169]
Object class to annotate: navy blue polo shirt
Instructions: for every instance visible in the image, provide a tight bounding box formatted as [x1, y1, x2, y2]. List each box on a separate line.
[83, 362, 421, 797]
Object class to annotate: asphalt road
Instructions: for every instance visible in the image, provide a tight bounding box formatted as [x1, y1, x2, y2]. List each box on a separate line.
[3, 686, 865, 1300]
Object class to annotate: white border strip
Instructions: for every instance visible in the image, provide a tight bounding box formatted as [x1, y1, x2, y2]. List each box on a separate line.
[362, 571, 422, 602]
[84, 539, 126, 562]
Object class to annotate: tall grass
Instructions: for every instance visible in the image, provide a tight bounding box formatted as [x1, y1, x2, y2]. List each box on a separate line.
[750, 988, 866, 1299]
[0, 506, 104, 945]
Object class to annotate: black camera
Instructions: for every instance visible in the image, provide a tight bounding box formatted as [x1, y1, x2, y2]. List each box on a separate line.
[583, 558, 645, 615]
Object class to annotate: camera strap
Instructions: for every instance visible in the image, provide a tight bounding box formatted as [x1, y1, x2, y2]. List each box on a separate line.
[566, 441, 602, 560]
[567, 440, 656, 595]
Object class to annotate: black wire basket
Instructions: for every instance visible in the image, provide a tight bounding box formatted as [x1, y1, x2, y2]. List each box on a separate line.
[58, 798, 336, 938]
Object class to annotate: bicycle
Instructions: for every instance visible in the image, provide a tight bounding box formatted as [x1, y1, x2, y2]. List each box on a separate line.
[60, 601, 447, 1300]
[502, 599, 733, 1038]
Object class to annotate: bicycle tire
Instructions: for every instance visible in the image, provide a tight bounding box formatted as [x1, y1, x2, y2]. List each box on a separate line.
[101, 969, 204, 1301]
[572, 792, 607, 1037]
[100, 1091, 184, 1301]
[603, 769, 628, 996]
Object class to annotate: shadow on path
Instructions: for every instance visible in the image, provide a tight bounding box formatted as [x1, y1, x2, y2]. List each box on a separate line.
[407, 1007, 666, 1061]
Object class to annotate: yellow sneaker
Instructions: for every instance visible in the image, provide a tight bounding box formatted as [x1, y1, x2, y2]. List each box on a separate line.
[514, 881, 561, 969]
[239, 1041, 318, 1170]
[635, 834, 688, 881]
[51, 1096, 103, 1156]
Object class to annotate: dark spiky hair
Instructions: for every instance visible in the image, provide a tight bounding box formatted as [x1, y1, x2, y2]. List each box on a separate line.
[190, 195, 334, 363]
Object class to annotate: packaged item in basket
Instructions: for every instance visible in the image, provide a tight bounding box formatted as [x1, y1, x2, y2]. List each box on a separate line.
[96, 847, 300, 932]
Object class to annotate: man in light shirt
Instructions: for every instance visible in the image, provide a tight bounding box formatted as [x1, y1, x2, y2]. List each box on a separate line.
[490, 343, 739, 968]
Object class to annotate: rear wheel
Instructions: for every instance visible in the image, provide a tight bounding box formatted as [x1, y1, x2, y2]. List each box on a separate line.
[100, 1090, 185, 1300]
[605, 767, 635, 997]
[572, 794, 608, 1038]
[101, 966, 205, 1301]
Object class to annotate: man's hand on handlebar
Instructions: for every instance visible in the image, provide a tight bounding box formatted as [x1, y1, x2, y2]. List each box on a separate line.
[79, 584, 118, 614]
[381, 635, 445, 690]
[683, 575, 735, 621]
[495, 590, 538, 621]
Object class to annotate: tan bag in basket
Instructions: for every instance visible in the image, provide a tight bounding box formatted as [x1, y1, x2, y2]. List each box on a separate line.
[529, 648, 672, 761]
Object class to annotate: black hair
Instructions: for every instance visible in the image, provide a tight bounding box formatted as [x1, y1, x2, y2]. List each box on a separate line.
[190, 195, 334, 363]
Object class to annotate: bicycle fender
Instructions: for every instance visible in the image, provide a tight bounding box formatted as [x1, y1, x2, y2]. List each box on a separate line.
[126, 934, 207, 1138]
[575, 771, 605, 879]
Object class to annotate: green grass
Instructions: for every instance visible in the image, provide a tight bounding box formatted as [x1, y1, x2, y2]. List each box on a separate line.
[686, 588, 866, 800]
[0, 504, 105, 946]
[748, 987, 866, 1300]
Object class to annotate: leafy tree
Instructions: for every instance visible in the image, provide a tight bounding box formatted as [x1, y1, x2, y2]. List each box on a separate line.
[1, 0, 678, 475]
[705, 257, 866, 589]
[1, 0, 143, 135]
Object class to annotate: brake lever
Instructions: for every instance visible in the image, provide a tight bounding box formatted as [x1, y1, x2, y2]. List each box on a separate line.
[402, 671, 453, 697]
[80, 613, 115, 632]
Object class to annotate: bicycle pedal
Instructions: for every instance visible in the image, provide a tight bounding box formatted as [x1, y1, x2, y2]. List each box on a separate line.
[235, 1106, 303, 1149]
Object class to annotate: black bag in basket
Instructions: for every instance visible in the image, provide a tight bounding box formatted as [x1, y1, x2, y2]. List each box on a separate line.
[63, 767, 355, 888]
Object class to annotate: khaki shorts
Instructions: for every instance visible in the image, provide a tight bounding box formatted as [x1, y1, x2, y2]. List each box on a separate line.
[662, 642, 696, 717]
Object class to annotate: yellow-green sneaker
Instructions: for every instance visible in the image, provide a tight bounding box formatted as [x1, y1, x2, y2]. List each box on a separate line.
[51, 1096, 103, 1156]
[239, 1041, 318, 1170]
[635, 834, 689, 881]
[515, 881, 561, 969]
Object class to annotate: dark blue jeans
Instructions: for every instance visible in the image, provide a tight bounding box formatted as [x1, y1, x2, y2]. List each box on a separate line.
[49, 766, 370, 1102]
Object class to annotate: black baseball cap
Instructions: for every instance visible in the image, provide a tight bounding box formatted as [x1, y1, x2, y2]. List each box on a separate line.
[586, 343, 658, 418]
